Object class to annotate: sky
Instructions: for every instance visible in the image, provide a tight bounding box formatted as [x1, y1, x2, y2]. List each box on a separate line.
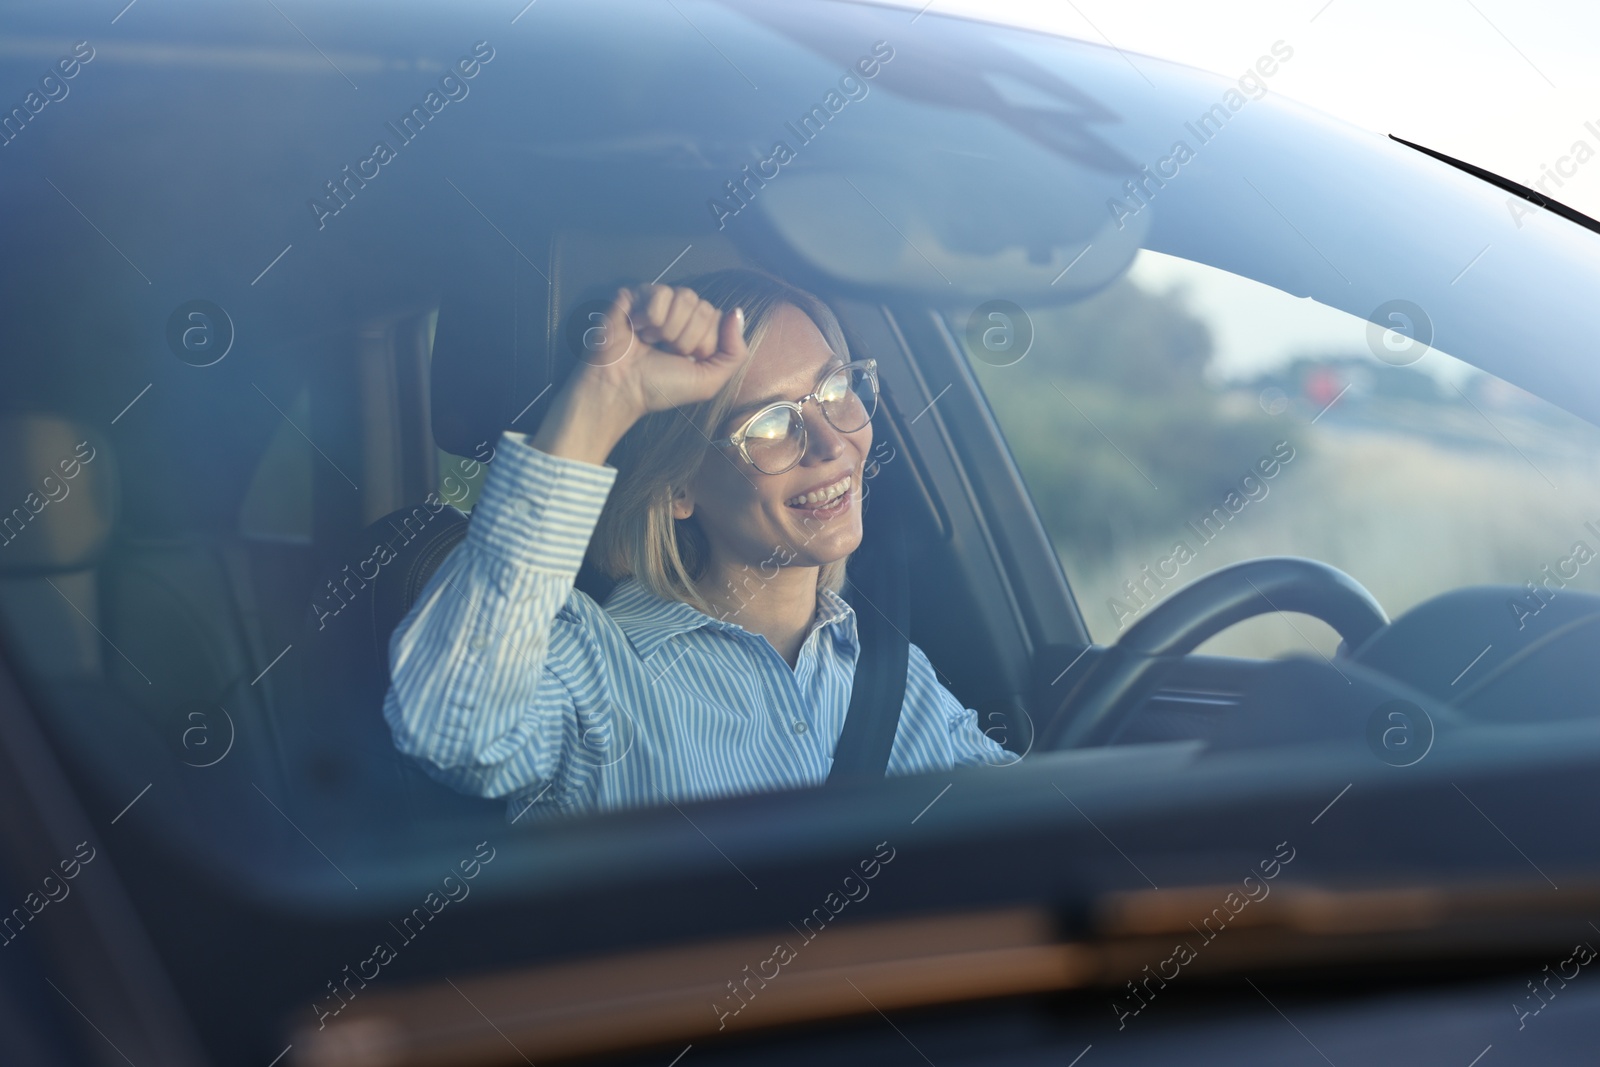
[909, 0, 1600, 380]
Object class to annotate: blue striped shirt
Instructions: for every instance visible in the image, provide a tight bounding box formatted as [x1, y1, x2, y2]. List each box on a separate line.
[382, 430, 1019, 820]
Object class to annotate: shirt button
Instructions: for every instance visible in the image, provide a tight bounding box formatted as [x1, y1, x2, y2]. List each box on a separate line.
[469, 634, 488, 652]
[519, 498, 536, 515]
[793, 720, 808, 734]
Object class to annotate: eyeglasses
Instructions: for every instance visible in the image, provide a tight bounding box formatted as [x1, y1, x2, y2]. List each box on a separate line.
[710, 358, 879, 475]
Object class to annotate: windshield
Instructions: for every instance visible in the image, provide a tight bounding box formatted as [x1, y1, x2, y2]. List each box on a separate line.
[5, 5, 1600, 1050]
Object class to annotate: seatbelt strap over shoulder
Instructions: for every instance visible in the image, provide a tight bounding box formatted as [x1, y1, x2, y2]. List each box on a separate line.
[826, 488, 910, 785]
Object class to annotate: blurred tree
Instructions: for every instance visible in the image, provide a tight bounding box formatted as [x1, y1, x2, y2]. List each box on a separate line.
[961, 276, 1286, 562]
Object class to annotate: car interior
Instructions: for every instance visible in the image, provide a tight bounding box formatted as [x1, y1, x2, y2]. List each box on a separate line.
[0, 215, 1038, 835]
[7, 199, 1600, 859]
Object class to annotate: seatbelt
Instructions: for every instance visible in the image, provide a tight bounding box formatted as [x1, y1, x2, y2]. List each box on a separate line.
[826, 478, 910, 784]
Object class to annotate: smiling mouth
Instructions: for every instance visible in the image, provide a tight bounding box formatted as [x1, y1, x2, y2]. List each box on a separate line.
[785, 473, 853, 509]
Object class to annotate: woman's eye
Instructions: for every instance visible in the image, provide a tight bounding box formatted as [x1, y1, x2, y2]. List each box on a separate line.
[819, 368, 852, 400]
[746, 407, 794, 441]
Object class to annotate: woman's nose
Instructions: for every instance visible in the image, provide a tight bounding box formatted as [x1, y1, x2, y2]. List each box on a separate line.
[802, 403, 846, 463]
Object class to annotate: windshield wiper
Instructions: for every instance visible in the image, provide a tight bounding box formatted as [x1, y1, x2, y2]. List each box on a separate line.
[1390, 133, 1600, 237]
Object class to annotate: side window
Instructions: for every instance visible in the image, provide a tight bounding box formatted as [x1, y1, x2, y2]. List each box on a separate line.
[437, 446, 490, 511]
[238, 386, 312, 543]
[424, 307, 492, 512]
[960, 249, 1600, 658]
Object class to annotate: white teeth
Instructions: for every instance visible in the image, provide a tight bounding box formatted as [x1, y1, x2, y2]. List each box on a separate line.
[786, 474, 852, 508]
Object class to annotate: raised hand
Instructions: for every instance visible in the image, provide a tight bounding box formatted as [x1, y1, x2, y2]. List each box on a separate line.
[531, 284, 751, 466]
[584, 284, 750, 416]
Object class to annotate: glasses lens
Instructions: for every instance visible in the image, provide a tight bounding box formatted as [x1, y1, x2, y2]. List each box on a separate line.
[819, 363, 876, 433]
[743, 405, 805, 474]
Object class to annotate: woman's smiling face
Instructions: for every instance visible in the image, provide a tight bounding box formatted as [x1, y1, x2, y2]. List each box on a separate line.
[672, 302, 871, 573]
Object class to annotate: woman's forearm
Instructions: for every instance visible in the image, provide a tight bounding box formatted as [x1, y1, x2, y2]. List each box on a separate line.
[382, 431, 618, 797]
[528, 375, 643, 467]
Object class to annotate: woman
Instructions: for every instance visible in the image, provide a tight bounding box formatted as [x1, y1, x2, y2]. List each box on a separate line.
[383, 268, 1018, 820]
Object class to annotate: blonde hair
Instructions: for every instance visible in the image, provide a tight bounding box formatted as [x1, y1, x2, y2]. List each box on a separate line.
[587, 269, 855, 616]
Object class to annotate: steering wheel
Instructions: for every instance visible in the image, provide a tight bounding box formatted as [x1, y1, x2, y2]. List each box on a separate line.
[1040, 557, 1389, 749]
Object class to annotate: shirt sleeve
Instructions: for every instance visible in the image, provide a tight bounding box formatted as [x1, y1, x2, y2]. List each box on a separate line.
[907, 643, 1023, 769]
[381, 429, 619, 804]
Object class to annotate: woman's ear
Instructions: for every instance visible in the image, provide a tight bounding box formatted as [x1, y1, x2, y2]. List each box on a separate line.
[670, 484, 695, 521]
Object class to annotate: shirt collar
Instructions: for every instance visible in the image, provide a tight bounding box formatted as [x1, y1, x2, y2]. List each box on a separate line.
[603, 575, 859, 662]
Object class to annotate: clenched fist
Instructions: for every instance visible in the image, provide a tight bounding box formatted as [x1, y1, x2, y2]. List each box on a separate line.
[532, 283, 752, 467]
[580, 284, 751, 417]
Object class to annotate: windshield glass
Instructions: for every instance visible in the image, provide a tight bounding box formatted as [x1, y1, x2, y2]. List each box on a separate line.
[4, 0, 1600, 922]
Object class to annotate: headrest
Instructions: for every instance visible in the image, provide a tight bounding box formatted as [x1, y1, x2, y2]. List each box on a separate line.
[430, 231, 748, 458]
[0, 412, 116, 575]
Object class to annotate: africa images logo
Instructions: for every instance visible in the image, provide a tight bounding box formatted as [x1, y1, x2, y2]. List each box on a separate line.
[1106, 40, 1294, 230]
[1112, 840, 1296, 1029]
[308, 41, 495, 230]
[0, 40, 94, 149]
[712, 840, 896, 1029]
[707, 41, 894, 230]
